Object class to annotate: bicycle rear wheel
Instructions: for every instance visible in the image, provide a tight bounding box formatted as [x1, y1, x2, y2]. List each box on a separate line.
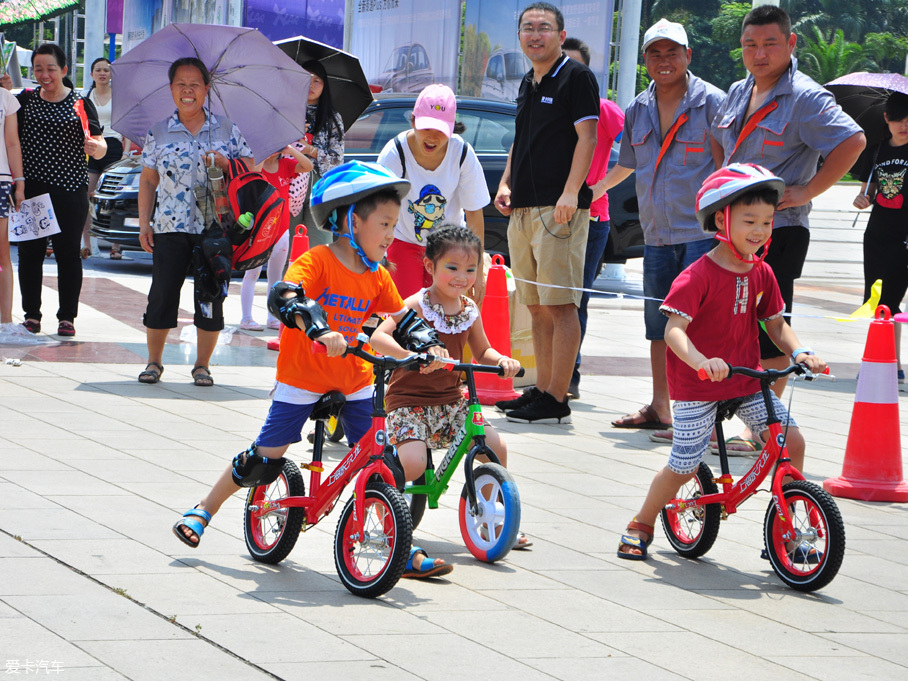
[459, 463, 521, 563]
[244, 460, 306, 564]
[334, 481, 413, 598]
[763, 481, 845, 592]
[660, 462, 721, 559]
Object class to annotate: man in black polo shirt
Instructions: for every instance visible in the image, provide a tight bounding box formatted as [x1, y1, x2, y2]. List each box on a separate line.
[494, 1, 599, 424]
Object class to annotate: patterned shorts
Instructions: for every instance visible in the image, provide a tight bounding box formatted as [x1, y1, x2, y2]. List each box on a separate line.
[0, 182, 12, 219]
[387, 398, 468, 450]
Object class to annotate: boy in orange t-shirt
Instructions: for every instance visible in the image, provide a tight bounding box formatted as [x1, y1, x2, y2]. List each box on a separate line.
[172, 162, 439, 560]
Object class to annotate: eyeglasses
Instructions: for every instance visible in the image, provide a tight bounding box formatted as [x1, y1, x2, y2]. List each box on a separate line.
[519, 24, 556, 36]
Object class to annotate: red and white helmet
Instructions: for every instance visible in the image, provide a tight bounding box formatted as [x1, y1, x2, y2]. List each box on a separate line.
[695, 163, 785, 232]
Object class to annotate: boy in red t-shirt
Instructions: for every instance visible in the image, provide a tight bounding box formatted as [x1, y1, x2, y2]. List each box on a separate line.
[239, 144, 313, 330]
[174, 162, 451, 573]
[616, 164, 826, 561]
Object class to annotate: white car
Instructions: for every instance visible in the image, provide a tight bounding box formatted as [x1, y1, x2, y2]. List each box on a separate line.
[481, 49, 530, 102]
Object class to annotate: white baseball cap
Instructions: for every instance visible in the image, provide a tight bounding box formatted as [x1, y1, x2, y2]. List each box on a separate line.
[642, 18, 689, 52]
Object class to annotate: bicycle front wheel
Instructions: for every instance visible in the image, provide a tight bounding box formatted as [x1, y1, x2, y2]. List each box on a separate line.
[459, 463, 521, 563]
[244, 460, 306, 564]
[660, 462, 721, 559]
[763, 481, 845, 592]
[334, 481, 413, 598]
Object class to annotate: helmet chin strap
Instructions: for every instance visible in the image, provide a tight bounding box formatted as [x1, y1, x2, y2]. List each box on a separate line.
[329, 204, 380, 272]
[713, 204, 771, 263]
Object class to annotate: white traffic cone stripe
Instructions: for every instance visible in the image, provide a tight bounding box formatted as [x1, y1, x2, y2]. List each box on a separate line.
[855, 362, 899, 404]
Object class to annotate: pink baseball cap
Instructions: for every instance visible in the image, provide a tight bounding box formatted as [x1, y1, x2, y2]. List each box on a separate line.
[414, 84, 457, 138]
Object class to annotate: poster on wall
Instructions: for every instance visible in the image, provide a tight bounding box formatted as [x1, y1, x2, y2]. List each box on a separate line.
[461, 0, 614, 100]
[349, 0, 460, 94]
[245, 0, 343, 45]
[122, 0, 166, 53]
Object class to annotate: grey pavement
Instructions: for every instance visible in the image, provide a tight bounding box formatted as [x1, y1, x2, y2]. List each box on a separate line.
[1, 183, 906, 680]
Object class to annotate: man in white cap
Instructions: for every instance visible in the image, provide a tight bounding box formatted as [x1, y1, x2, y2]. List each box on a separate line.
[597, 18, 726, 432]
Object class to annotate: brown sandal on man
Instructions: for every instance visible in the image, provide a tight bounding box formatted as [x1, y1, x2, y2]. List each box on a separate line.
[612, 404, 671, 430]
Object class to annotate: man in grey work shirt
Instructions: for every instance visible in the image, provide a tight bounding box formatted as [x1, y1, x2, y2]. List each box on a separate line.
[597, 19, 725, 431]
[710, 5, 864, 447]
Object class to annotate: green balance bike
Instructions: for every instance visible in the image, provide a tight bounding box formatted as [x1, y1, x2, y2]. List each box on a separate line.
[405, 360, 525, 562]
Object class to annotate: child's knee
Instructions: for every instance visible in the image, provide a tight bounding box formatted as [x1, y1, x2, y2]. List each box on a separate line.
[396, 440, 428, 481]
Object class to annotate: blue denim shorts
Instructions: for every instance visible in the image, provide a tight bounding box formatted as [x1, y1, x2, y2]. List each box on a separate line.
[643, 238, 715, 341]
[256, 397, 372, 448]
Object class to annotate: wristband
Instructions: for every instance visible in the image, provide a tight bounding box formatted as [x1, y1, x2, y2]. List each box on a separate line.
[791, 347, 814, 362]
[13, 177, 24, 182]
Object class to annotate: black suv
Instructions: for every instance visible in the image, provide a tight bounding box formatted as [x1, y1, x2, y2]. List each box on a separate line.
[90, 95, 642, 263]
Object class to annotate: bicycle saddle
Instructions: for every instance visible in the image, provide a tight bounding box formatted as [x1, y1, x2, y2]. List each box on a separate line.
[310, 391, 346, 422]
[716, 396, 745, 422]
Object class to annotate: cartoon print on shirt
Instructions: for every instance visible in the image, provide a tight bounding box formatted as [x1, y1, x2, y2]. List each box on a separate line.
[408, 184, 446, 241]
[875, 166, 906, 209]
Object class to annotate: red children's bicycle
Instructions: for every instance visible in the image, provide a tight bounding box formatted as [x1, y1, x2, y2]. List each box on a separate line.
[243, 334, 428, 598]
[661, 363, 845, 592]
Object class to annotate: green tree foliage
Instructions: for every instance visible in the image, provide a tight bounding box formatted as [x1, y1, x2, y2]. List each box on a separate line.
[461, 24, 491, 98]
[797, 27, 875, 84]
[864, 32, 908, 74]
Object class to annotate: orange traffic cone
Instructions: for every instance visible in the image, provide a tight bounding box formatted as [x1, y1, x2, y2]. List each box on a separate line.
[268, 225, 310, 352]
[474, 254, 520, 405]
[824, 305, 908, 502]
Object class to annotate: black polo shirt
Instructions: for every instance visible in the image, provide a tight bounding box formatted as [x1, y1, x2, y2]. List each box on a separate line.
[510, 53, 600, 210]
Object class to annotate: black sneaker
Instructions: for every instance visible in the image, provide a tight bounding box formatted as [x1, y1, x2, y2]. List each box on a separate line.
[495, 386, 541, 413]
[506, 391, 571, 424]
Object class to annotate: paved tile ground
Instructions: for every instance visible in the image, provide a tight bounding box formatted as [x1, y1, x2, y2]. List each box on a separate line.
[1, 184, 906, 680]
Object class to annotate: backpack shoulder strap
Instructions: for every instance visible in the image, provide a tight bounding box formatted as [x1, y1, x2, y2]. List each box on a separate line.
[460, 142, 468, 167]
[394, 134, 407, 179]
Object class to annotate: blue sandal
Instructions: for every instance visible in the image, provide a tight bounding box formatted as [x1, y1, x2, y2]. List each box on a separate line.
[617, 520, 654, 561]
[402, 546, 454, 579]
[172, 507, 211, 548]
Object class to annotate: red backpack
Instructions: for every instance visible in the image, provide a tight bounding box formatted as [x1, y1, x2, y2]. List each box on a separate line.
[224, 159, 285, 271]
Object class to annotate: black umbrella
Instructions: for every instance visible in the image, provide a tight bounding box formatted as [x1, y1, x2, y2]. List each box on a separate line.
[826, 72, 908, 154]
[275, 36, 374, 132]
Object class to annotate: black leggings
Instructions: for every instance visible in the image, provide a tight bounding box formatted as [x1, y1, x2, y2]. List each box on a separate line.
[17, 180, 89, 322]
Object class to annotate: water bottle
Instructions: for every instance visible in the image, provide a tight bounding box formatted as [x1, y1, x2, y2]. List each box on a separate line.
[236, 212, 254, 233]
[207, 163, 230, 220]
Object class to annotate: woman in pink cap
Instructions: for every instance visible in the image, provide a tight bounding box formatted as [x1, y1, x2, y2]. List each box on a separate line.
[377, 84, 490, 300]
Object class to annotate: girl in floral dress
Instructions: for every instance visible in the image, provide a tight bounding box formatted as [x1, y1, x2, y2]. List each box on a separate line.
[370, 226, 530, 576]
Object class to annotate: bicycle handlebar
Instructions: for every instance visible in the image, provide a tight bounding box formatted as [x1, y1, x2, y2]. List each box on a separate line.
[697, 362, 832, 382]
[312, 334, 434, 372]
[433, 357, 526, 378]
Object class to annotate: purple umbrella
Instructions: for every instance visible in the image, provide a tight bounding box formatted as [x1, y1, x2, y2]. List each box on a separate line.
[111, 24, 311, 160]
[826, 72, 908, 152]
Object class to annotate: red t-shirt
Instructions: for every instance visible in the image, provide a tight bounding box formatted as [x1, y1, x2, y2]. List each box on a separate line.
[276, 246, 406, 394]
[660, 255, 784, 401]
[587, 98, 625, 220]
[262, 157, 301, 237]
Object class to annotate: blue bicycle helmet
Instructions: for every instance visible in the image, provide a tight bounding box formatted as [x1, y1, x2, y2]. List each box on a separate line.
[309, 161, 410, 271]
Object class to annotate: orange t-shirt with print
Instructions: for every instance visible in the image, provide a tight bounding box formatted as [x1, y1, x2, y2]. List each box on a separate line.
[276, 245, 406, 394]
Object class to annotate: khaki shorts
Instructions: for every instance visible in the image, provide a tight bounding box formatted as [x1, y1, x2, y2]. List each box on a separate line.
[507, 205, 588, 306]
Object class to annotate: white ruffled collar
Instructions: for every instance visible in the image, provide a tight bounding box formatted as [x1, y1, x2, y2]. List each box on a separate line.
[417, 288, 478, 335]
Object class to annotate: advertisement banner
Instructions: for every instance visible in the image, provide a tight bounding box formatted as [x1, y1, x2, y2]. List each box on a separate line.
[462, 0, 614, 100]
[122, 0, 166, 52]
[245, 0, 343, 45]
[350, 0, 460, 94]
[107, 0, 124, 34]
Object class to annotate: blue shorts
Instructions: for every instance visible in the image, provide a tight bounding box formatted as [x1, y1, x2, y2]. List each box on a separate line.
[255, 397, 372, 448]
[643, 238, 714, 341]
